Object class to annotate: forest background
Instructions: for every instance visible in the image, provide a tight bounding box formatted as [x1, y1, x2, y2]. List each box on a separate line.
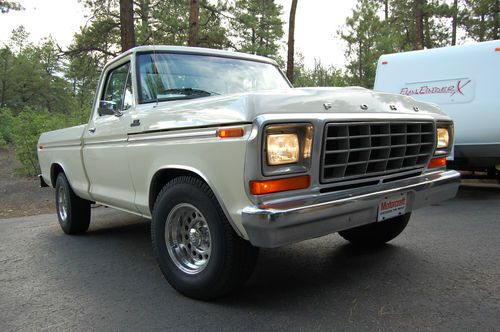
[0, 0, 498, 175]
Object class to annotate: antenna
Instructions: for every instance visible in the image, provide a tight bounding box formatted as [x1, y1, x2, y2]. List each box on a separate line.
[152, 21, 159, 108]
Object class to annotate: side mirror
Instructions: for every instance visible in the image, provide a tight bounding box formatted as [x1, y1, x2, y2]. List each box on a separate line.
[98, 100, 122, 117]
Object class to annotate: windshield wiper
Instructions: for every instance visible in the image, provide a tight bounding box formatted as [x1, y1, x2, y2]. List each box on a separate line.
[158, 88, 220, 99]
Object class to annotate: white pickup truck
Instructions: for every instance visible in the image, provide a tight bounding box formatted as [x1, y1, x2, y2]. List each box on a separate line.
[38, 46, 460, 299]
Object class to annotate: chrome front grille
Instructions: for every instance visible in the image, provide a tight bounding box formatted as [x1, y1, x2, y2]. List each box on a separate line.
[321, 122, 435, 184]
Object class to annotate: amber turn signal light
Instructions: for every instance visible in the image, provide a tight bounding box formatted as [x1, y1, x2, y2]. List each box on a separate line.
[250, 175, 310, 195]
[218, 127, 244, 138]
[428, 156, 446, 169]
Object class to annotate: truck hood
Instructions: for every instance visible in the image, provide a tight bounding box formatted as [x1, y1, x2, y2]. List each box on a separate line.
[142, 87, 448, 132]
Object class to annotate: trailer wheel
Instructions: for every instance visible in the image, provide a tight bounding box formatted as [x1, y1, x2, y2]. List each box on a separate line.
[55, 173, 91, 234]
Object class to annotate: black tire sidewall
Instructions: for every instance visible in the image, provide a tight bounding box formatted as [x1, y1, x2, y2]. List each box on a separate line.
[55, 174, 73, 233]
[152, 181, 228, 295]
[339, 213, 411, 247]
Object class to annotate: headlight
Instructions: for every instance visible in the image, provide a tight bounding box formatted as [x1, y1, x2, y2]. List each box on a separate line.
[263, 123, 313, 175]
[435, 123, 453, 155]
[437, 128, 450, 149]
[267, 133, 300, 165]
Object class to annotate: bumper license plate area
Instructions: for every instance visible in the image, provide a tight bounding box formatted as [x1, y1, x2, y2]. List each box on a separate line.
[378, 193, 407, 221]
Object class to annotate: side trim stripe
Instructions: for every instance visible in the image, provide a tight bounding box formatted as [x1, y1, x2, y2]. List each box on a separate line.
[41, 143, 81, 149]
[127, 130, 217, 143]
[43, 125, 249, 148]
[84, 138, 128, 146]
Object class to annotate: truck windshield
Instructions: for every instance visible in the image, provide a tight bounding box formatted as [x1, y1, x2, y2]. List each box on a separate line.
[137, 52, 290, 103]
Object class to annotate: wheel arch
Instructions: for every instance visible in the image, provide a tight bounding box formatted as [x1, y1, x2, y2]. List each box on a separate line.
[148, 166, 244, 237]
[50, 163, 66, 187]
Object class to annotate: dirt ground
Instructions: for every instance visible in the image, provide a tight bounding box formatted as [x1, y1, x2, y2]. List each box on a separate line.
[0, 148, 54, 218]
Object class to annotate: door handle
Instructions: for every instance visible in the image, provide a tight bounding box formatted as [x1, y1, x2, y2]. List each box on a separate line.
[130, 119, 140, 127]
[89, 127, 96, 134]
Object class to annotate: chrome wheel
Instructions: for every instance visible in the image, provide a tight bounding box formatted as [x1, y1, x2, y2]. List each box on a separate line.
[165, 203, 212, 275]
[57, 185, 68, 222]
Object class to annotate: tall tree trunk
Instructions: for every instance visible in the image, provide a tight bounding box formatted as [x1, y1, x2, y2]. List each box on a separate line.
[451, 0, 458, 45]
[251, 28, 256, 51]
[424, 15, 432, 48]
[120, 0, 136, 52]
[358, 37, 363, 85]
[383, 0, 389, 20]
[188, 0, 200, 46]
[415, 0, 424, 49]
[286, 0, 298, 83]
[480, 14, 485, 41]
[494, 0, 499, 40]
[139, 0, 150, 43]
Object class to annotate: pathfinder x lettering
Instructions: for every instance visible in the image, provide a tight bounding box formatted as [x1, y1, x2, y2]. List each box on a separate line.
[400, 80, 471, 97]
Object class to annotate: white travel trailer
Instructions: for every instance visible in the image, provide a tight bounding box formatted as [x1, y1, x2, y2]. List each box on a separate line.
[374, 40, 500, 175]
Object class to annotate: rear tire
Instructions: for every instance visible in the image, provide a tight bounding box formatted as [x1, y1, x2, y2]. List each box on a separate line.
[151, 176, 258, 300]
[338, 213, 411, 247]
[55, 173, 91, 234]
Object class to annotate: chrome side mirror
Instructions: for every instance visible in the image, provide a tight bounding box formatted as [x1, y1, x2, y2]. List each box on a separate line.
[98, 100, 122, 117]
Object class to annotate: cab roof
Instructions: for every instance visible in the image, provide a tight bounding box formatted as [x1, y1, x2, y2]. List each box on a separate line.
[104, 45, 279, 68]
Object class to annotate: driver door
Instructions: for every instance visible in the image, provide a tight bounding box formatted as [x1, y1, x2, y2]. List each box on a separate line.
[82, 60, 139, 212]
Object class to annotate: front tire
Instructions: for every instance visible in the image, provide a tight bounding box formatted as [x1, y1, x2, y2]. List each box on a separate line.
[338, 213, 411, 247]
[151, 176, 258, 300]
[55, 173, 91, 234]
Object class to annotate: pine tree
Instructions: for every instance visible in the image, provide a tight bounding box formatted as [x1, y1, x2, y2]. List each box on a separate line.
[339, 0, 389, 87]
[462, 0, 499, 41]
[230, 0, 284, 59]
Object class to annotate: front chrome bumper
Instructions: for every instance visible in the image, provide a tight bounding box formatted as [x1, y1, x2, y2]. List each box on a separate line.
[241, 170, 460, 248]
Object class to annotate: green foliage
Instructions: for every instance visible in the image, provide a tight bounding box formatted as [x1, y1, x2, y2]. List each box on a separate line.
[337, 0, 496, 88]
[1, 0, 499, 177]
[74, 0, 232, 53]
[10, 108, 68, 176]
[385, 0, 453, 50]
[72, 0, 284, 61]
[0, 0, 23, 13]
[198, 1, 232, 49]
[462, 0, 499, 41]
[0, 27, 90, 176]
[293, 56, 347, 88]
[229, 0, 284, 59]
[339, 0, 389, 88]
[0, 108, 14, 147]
[1, 31, 80, 115]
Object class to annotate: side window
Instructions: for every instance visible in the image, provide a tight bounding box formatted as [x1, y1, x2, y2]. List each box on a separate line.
[123, 72, 133, 110]
[101, 62, 132, 114]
